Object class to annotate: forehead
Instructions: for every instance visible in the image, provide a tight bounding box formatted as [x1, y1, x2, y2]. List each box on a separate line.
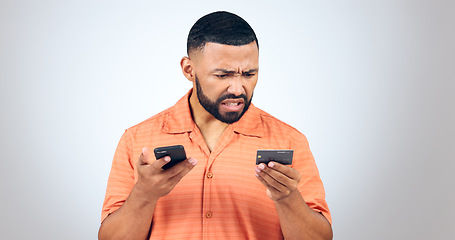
[193, 42, 259, 70]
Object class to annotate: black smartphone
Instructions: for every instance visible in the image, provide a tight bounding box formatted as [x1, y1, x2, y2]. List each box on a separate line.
[154, 145, 187, 170]
[256, 150, 293, 165]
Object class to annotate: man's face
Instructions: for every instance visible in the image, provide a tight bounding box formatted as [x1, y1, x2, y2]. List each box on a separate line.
[195, 75, 251, 124]
[190, 42, 259, 123]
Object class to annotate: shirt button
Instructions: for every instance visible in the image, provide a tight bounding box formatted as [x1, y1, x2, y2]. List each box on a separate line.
[207, 172, 213, 178]
[206, 211, 212, 218]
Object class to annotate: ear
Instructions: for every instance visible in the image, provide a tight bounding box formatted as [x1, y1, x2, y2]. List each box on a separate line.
[180, 57, 195, 82]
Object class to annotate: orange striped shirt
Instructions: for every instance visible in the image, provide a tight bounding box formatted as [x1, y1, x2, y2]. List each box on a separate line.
[101, 89, 331, 239]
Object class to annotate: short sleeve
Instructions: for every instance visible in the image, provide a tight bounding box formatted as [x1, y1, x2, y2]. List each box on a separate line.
[291, 132, 332, 225]
[101, 130, 136, 223]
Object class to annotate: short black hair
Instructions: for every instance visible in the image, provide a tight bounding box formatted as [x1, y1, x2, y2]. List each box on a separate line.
[187, 11, 258, 55]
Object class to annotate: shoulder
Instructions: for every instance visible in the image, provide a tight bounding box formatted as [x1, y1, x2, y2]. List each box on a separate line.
[253, 106, 307, 141]
[124, 106, 172, 136]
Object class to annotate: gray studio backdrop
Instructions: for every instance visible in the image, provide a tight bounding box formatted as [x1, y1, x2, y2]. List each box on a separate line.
[1, 0, 454, 239]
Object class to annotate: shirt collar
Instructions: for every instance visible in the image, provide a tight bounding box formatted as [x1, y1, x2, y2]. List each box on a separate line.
[232, 104, 264, 137]
[163, 89, 264, 138]
[163, 89, 195, 134]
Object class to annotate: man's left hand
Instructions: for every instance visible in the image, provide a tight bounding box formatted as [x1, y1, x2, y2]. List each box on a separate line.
[255, 162, 301, 202]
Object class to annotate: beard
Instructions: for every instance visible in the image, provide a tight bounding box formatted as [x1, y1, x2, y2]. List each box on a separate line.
[195, 75, 252, 124]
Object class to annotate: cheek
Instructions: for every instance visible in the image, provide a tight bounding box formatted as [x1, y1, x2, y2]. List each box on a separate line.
[204, 81, 228, 99]
[246, 78, 258, 96]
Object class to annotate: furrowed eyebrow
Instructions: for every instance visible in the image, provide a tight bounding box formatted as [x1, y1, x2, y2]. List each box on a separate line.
[213, 69, 237, 74]
[213, 68, 258, 74]
[243, 69, 258, 74]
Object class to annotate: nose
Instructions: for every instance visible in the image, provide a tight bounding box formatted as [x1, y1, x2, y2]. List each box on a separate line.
[227, 77, 244, 96]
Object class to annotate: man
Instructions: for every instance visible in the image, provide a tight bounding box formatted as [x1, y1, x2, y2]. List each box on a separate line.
[99, 11, 332, 240]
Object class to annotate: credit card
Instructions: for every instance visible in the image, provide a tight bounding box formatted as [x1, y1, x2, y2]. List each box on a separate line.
[256, 150, 293, 165]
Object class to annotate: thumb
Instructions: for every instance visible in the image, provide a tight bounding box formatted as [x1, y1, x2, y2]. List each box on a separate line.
[138, 147, 152, 166]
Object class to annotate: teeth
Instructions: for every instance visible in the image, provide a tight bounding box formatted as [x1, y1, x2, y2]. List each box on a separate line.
[226, 103, 238, 106]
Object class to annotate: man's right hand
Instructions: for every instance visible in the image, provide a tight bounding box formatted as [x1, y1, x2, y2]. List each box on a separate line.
[98, 147, 197, 240]
[135, 147, 198, 202]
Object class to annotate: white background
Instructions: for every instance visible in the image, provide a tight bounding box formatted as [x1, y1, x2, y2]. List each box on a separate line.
[1, 0, 454, 239]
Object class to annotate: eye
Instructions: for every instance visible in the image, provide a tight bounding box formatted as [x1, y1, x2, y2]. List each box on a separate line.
[215, 74, 227, 78]
[243, 73, 255, 78]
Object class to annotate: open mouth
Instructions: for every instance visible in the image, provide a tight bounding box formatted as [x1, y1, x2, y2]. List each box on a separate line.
[220, 99, 244, 111]
[223, 102, 242, 106]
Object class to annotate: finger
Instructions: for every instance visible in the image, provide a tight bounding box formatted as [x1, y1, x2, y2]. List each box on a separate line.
[255, 165, 288, 193]
[267, 161, 300, 180]
[255, 169, 281, 192]
[264, 162, 300, 188]
[138, 147, 152, 166]
[152, 155, 172, 169]
[256, 171, 288, 202]
[256, 163, 296, 189]
[167, 157, 198, 179]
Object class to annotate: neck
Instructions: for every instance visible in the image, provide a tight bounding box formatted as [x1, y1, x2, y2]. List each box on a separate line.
[189, 91, 228, 130]
[189, 91, 229, 152]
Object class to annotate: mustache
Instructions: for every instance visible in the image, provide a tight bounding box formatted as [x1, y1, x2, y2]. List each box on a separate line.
[217, 93, 248, 103]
